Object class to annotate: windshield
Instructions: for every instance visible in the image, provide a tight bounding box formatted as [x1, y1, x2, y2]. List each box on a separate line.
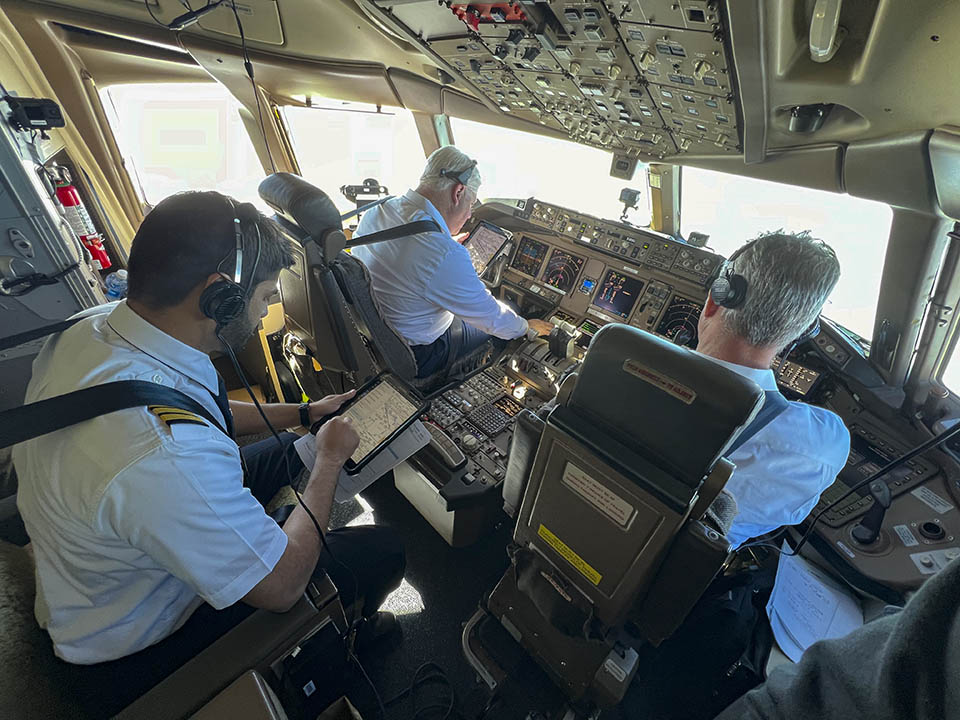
[283, 100, 424, 215]
[681, 166, 892, 341]
[450, 117, 651, 227]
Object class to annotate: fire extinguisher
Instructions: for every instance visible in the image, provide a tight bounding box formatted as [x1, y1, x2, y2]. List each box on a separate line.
[53, 166, 112, 271]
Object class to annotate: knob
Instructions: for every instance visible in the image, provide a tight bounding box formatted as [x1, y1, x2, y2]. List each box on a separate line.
[637, 51, 656, 70]
[462, 434, 480, 452]
[569, 61, 582, 75]
[608, 64, 622, 79]
[693, 60, 714, 78]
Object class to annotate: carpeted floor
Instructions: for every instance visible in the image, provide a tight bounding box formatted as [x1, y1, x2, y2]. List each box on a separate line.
[330, 475, 563, 720]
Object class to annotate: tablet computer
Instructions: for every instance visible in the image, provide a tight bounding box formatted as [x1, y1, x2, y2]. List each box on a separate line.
[463, 220, 512, 275]
[312, 372, 428, 474]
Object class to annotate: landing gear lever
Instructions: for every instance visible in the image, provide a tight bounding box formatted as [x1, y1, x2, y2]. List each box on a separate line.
[851, 480, 892, 545]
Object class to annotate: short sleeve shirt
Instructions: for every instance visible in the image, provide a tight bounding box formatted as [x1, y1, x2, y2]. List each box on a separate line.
[12, 301, 287, 664]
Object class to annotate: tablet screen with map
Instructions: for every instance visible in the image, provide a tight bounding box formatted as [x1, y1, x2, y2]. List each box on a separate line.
[340, 375, 424, 470]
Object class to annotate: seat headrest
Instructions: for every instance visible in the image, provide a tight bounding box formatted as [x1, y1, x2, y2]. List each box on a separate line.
[568, 324, 763, 484]
[258, 173, 342, 240]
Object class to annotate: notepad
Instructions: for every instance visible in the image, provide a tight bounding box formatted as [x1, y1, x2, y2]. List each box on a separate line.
[294, 420, 430, 503]
[766, 543, 864, 662]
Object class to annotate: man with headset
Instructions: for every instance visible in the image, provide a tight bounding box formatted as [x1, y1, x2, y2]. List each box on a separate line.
[353, 145, 553, 377]
[13, 191, 405, 713]
[695, 231, 850, 547]
[615, 232, 852, 720]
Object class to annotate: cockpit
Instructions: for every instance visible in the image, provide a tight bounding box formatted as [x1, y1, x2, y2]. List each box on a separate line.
[3, 1, 960, 719]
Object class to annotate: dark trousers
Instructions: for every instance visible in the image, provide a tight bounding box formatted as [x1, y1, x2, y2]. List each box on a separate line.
[61, 432, 405, 717]
[412, 319, 495, 377]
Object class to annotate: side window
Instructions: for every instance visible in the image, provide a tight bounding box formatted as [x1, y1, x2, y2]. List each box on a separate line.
[283, 101, 424, 214]
[100, 82, 268, 209]
[681, 166, 893, 342]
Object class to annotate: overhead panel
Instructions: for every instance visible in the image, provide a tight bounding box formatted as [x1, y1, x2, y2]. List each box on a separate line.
[365, 1, 741, 160]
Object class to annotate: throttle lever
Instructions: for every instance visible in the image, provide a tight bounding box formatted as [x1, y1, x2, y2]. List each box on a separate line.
[851, 480, 892, 545]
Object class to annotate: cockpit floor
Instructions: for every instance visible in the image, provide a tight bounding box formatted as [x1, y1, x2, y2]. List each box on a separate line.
[336, 476, 567, 720]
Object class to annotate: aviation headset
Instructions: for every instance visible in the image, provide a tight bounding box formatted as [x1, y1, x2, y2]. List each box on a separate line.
[706, 240, 821, 351]
[438, 159, 478, 187]
[199, 199, 263, 329]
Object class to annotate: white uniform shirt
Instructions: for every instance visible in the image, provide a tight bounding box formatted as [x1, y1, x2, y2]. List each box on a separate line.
[352, 190, 528, 345]
[13, 301, 287, 664]
[704, 356, 851, 548]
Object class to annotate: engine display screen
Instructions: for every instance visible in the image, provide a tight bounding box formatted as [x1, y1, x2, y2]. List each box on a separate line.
[592, 269, 644, 319]
[511, 236, 549, 277]
[541, 249, 585, 293]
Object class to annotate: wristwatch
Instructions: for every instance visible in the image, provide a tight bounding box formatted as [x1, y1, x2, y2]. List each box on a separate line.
[298, 402, 311, 428]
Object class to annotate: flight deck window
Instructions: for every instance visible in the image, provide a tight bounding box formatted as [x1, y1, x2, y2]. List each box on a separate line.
[450, 118, 651, 227]
[100, 82, 268, 210]
[283, 101, 423, 215]
[680, 166, 892, 341]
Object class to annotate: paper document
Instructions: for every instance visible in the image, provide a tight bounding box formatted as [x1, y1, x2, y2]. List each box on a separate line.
[766, 543, 864, 662]
[294, 421, 430, 503]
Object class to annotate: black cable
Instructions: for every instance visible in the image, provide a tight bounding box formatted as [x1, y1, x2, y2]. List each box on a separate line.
[350, 649, 389, 720]
[1, 262, 80, 297]
[231, 0, 277, 174]
[738, 418, 960, 558]
[143, 0, 167, 27]
[216, 330, 361, 634]
[385, 662, 458, 720]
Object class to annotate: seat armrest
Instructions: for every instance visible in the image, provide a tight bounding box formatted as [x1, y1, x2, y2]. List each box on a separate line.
[117, 575, 345, 720]
[191, 671, 287, 720]
[503, 410, 546, 518]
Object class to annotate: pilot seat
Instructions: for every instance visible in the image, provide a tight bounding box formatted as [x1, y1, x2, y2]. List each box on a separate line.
[258, 172, 499, 400]
[462, 324, 764, 715]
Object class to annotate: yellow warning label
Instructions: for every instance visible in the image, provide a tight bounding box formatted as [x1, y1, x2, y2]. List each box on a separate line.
[538, 524, 602, 586]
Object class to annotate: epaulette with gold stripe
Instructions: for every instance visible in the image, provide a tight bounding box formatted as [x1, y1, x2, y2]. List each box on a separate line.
[148, 405, 208, 428]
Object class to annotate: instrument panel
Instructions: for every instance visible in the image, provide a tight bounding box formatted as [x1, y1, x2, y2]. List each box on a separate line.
[441, 198, 960, 598]
[477, 197, 722, 353]
[364, 0, 744, 159]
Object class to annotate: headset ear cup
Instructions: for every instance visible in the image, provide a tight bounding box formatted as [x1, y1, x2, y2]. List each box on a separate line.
[725, 273, 748, 308]
[710, 275, 733, 306]
[200, 281, 246, 327]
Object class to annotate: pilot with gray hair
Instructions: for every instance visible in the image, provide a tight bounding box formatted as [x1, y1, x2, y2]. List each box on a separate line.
[353, 146, 552, 377]
[695, 231, 850, 547]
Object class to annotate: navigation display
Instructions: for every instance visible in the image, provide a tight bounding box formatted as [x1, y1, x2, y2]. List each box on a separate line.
[656, 295, 703, 348]
[463, 221, 510, 275]
[592, 269, 645, 319]
[511, 236, 548, 277]
[342, 377, 420, 465]
[542, 249, 585, 293]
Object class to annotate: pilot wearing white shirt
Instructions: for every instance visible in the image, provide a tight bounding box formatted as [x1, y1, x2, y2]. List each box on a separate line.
[13, 192, 404, 714]
[694, 231, 851, 547]
[353, 146, 553, 377]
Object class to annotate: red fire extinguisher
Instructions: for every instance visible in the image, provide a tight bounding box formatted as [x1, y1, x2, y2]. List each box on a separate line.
[54, 167, 112, 271]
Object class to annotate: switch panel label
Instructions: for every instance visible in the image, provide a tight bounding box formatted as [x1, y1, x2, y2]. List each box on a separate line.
[893, 525, 920, 547]
[893, 524, 919, 547]
[911, 486, 954, 514]
[562, 462, 635, 527]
